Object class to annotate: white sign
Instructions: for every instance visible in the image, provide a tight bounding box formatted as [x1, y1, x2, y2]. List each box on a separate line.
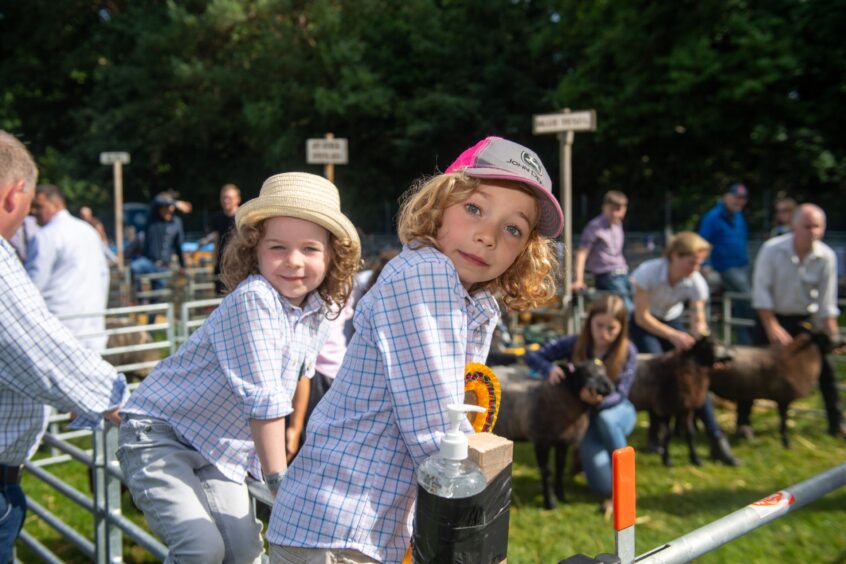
[533, 110, 597, 134]
[306, 138, 348, 164]
[99, 151, 131, 165]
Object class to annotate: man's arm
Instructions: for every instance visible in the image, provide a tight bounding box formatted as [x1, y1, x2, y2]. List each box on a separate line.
[756, 308, 792, 345]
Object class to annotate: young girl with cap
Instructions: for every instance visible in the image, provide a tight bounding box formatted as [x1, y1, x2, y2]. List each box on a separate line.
[116, 172, 360, 563]
[266, 137, 562, 563]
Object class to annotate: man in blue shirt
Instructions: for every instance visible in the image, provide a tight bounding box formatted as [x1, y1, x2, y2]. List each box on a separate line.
[699, 183, 753, 344]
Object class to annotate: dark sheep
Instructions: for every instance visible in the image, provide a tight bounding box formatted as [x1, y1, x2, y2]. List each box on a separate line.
[492, 360, 614, 510]
[709, 328, 836, 447]
[629, 336, 732, 467]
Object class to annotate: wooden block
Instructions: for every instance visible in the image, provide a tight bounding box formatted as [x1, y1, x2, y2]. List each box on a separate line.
[468, 432, 513, 483]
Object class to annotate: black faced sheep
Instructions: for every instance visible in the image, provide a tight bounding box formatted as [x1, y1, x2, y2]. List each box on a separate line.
[709, 328, 836, 448]
[491, 360, 614, 510]
[629, 336, 732, 467]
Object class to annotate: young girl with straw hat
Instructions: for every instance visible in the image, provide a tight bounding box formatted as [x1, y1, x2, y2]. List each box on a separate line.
[117, 172, 360, 563]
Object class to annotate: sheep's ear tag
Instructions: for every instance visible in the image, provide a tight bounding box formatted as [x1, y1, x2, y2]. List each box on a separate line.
[800, 321, 812, 331]
[593, 358, 603, 366]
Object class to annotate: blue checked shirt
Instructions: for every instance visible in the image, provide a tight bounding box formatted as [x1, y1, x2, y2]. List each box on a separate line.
[1, 238, 126, 466]
[122, 274, 329, 483]
[266, 246, 500, 562]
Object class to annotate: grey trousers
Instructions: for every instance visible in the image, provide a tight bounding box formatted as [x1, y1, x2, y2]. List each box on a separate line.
[117, 415, 264, 564]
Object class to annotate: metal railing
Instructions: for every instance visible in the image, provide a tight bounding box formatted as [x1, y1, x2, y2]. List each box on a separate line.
[178, 297, 222, 345]
[19, 299, 272, 562]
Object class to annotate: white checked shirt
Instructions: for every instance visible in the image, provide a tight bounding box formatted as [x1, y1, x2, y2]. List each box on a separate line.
[122, 274, 330, 483]
[267, 246, 500, 563]
[1, 238, 126, 466]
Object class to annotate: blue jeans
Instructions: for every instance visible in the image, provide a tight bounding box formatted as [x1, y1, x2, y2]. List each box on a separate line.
[0, 484, 26, 563]
[580, 400, 637, 496]
[130, 256, 169, 296]
[719, 266, 753, 345]
[629, 315, 724, 439]
[594, 272, 633, 312]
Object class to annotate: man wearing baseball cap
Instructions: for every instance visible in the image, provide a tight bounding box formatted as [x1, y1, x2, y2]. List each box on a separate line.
[699, 182, 753, 344]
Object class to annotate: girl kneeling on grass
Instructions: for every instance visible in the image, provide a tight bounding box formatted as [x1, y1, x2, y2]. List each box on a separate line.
[524, 294, 637, 504]
[117, 173, 360, 563]
[267, 137, 563, 563]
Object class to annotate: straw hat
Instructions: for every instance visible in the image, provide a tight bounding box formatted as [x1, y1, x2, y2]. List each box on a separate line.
[236, 172, 360, 247]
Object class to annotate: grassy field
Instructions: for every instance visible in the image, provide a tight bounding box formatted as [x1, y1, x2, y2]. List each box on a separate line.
[17, 395, 846, 563]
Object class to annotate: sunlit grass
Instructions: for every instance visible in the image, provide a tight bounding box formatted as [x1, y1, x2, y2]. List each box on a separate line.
[17, 389, 846, 563]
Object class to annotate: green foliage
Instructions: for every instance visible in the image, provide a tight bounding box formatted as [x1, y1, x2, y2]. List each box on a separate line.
[0, 0, 844, 231]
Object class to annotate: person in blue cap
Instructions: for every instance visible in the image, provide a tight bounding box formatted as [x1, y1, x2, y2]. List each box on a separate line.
[698, 182, 753, 345]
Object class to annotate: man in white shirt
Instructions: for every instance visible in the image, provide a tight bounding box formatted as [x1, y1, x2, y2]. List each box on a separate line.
[750, 203, 844, 438]
[26, 184, 110, 352]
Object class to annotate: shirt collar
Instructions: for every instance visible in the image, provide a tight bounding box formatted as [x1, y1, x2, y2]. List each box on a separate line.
[279, 289, 325, 317]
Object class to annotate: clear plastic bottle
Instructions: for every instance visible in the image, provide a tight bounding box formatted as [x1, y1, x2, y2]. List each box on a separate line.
[417, 404, 487, 499]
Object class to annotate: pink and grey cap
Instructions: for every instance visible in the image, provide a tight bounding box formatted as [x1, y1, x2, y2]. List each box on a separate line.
[445, 136, 564, 238]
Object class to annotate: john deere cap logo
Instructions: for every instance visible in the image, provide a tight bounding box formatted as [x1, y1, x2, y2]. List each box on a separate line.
[521, 151, 542, 175]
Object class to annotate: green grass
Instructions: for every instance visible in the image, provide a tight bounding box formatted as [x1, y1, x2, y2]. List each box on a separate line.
[17, 397, 846, 563]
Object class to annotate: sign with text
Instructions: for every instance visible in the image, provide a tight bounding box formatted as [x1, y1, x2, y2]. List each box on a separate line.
[306, 138, 348, 164]
[99, 151, 131, 165]
[532, 110, 597, 134]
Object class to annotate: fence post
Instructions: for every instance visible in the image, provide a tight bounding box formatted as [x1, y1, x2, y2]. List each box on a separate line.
[93, 424, 123, 563]
[613, 447, 636, 564]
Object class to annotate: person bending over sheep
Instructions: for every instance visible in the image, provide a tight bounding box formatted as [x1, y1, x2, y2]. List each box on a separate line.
[629, 231, 739, 466]
[524, 294, 637, 504]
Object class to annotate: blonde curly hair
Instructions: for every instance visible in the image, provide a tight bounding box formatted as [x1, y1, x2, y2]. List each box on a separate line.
[220, 218, 360, 313]
[397, 172, 560, 311]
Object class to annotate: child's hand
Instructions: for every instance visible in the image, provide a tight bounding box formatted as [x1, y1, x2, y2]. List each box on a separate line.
[286, 427, 302, 462]
[548, 365, 566, 385]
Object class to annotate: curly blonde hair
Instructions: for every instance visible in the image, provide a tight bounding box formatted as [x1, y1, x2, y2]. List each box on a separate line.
[220, 219, 360, 313]
[397, 172, 560, 311]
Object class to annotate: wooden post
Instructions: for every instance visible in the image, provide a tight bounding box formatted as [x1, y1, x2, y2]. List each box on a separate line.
[100, 152, 130, 272]
[113, 161, 124, 270]
[557, 108, 576, 322]
[324, 132, 335, 183]
[532, 108, 596, 330]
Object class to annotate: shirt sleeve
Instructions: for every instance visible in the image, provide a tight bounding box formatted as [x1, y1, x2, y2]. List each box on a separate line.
[698, 209, 716, 243]
[817, 248, 841, 319]
[212, 289, 291, 421]
[24, 230, 57, 292]
[690, 271, 710, 302]
[523, 336, 577, 379]
[373, 261, 469, 467]
[752, 245, 775, 311]
[1, 251, 126, 416]
[578, 218, 599, 250]
[630, 261, 653, 292]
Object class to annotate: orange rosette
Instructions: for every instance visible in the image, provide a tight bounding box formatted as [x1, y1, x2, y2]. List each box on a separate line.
[463, 362, 501, 432]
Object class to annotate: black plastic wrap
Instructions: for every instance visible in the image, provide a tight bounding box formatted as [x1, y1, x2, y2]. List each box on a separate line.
[412, 464, 512, 564]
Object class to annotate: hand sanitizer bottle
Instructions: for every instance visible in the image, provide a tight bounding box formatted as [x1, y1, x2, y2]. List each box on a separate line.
[417, 404, 487, 499]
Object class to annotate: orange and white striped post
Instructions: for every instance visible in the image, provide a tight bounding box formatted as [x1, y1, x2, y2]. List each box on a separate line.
[613, 446, 636, 564]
